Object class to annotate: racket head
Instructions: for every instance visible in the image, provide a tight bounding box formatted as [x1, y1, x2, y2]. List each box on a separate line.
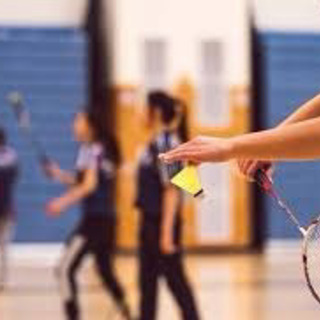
[7, 92, 30, 128]
[7, 91, 52, 174]
[7, 91, 23, 113]
[302, 218, 320, 304]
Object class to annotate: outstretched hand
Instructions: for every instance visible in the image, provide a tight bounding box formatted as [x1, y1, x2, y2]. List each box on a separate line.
[159, 136, 233, 164]
[45, 198, 66, 217]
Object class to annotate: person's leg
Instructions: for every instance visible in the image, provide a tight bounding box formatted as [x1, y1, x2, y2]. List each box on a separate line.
[162, 253, 200, 320]
[139, 250, 159, 320]
[93, 217, 132, 319]
[138, 218, 161, 320]
[89, 217, 131, 318]
[93, 246, 132, 319]
[57, 233, 89, 320]
[0, 216, 13, 289]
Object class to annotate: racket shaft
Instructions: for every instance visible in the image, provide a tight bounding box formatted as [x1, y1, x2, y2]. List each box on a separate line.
[255, 169, 305, 235]
[26, 131, 50, 165]
[270, 190, 306, 236]
[11, 101, 51, 168]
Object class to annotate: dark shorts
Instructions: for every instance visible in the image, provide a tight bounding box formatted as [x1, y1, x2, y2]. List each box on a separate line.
[139, 213, 182, 254]
[69, 215, 116, 251]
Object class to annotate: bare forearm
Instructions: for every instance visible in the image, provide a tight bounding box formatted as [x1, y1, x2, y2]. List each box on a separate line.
[232, 117, 320, 160]
[278, 94, 320, 127]
[56, 170, 76, 185]
[57, 186, 92, 210]
[162, 187, 179, 235]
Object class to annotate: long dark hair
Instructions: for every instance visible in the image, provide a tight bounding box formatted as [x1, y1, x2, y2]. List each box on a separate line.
[84, 108, 121, 166]
[147, 91, 189, 142]
[0, 127, 6, 146]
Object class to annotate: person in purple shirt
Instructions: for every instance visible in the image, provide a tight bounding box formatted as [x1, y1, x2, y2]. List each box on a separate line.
[45, 110, 132, 320]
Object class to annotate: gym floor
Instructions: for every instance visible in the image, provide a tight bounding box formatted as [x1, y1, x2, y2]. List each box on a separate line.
[0, 244, 318, 320]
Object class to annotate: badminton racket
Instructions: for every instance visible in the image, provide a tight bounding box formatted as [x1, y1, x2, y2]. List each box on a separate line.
[6, 92, 53, 176]
[255, 168, 320, 305]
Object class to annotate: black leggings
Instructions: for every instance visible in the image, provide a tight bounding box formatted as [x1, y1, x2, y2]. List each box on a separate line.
[58, 216, 128, 320]
[139, 215, 200, 320]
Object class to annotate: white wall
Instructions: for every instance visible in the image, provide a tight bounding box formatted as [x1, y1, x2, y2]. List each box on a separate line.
[113, 0, 251, 87]
[254, 0, 320, 31]
[1, 1, 320, 31]
[113, 0, 320, 86]
[0, 0, 87, 27]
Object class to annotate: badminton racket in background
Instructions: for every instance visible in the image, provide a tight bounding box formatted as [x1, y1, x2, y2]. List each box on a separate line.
[6, 92, 53, 177]
[255, 168, 320, 305]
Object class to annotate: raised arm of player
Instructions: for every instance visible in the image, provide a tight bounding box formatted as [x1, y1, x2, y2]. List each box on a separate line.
[278, 94, 320, 127]
[238, 94, 320, 177]
[237, 94, 320, 178]
[160, 117, 320, 164]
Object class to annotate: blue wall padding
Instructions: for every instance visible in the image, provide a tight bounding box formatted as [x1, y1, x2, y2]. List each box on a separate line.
[260, 32, 320, 239]
[0, 28, 87, 242]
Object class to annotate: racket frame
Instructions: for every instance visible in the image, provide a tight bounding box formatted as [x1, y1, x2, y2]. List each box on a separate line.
[302, 220, 320, 304]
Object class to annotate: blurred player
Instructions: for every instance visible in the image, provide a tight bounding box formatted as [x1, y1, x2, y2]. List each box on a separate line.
[45, 110, 132, 320]
[136, 92, 200, 320]
[0, 127, 18, 290]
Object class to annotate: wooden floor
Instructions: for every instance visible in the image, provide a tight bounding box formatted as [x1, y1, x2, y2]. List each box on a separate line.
[0, 245, 319, 320]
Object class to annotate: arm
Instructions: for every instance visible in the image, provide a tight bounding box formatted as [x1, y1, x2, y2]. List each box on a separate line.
[278, 94, 320, 127]
[232, 117, 320, 160]
[238, 94, 320, 177]
[161, 185, 180, 255]
[53, 169, 77, 186]
[45, 162, 76, 186]
[160, 117, 320, 164]
[46, 168, 97, 216]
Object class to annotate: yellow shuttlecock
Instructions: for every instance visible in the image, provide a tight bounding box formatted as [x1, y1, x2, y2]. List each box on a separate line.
[171, 165, 204, 198]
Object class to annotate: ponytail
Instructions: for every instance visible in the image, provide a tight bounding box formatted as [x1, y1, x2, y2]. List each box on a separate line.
[147, 91, 190, 143]
[0, 127, 6, 146]
[85, 108, 122, 167]
[103, 132, 121, 167]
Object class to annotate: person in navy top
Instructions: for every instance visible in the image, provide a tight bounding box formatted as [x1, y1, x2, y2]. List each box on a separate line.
[45, 110, 132, 320]
[136, 92, 200, 320]
[0, 127, 18, 290]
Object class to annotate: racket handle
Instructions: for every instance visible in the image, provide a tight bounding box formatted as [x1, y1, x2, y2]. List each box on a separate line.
[254, 168, 273, 192]
[39, 155, 55, 179]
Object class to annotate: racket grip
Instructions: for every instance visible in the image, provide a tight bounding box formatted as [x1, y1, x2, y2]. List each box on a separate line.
[254, 168, 273, 192]
[39, 155, 55, 179]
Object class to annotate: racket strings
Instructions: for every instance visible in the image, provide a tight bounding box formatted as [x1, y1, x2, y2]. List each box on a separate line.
[304, 222, 320, 302]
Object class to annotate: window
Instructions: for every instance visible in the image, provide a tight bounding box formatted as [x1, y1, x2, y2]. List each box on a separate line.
[143, 39, 167, 91]
[198, 40, 228, 126]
